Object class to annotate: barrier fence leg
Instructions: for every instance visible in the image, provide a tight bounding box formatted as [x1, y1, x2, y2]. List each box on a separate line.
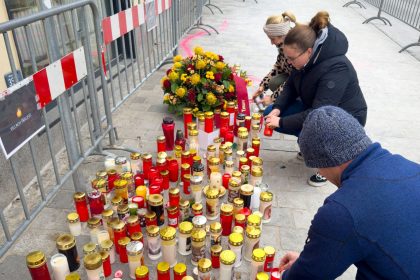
[399, 34, 420, 53]
[363, 0, 392, 25]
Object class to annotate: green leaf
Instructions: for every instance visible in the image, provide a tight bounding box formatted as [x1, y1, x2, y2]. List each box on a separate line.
[200, 78, 207, 84]
[171, 83, 179, 93]
[197, 93, 203, 102]
[223, 81, 230, 89]
[202, 104, 210, 111]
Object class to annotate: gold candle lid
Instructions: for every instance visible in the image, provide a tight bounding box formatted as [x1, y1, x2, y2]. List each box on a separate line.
[239, 157, 248, 164]
[220, 203, 233, 215]
[157, 261, 170, 273]
[252, 139, 261, 145]
[65, 273, 81, 280]
[209, 157, 220, 165]
[248, 214, 261, 226]
[26, 251, 46, 268]
[102, 209, 114, 219]
[157, 135, 166, 142]
[228, 232, 244, 246]
[179, 221, 193, 234]
[83, 253, 102, 270]
[183, 107, 193, 114]
[167, 206, 178, 214]
[121, 172, 133, 180]
[256, 272, 270, 280]
[107, 169, 117, 176]
[240, 184, 254, 195]
[126, 241, 143, 256]
[127, 215, 139, 226]
[192, 203, 203, 212]
[264, 246, 276, 257]
[213, 137, 223, 144]
[135, 266, 149, 278]
[207, 145, 216, 152]
[211, 244, 222, 256]
[246, 147, 255, 154]
[252, 157, 263, 166]
[67, 212, 79, 223]
[145, 211, 157, 220]
[183, 174, 191, 181]
[245, 226, 261, 239]
[100, 251, 109, 261]
[160, 169, 169, 176]
[131, 232, 143, 242]
[210, 221, 222, 233]
[198, 258, 212, 273]
[205, 111, 214, 118]
[198, 116, 205, 122]
[189, 129, 199, 136]
[83, 243, 97, 255]
[252, 124, 260, 130]
[182, 276, 194, 280]
[87, 217, 101, 228]
[227, 101, 235, 107]
[252, 112, 262, 120]
[252, 248, 266, 262]
[235, 214, 246, 222]
[117, 236, 130, 247]
[205, 188, 219, 199]
[232, 170, 242, 178]
[220, 111, 229, 118]
[111, 195, 123, 206]
[156, 157, 166, 165]
[229, 178, 240, 188]
[96, 179, 107, 192]
[146, 225, 160, 237]
[240, 165, 250, 173]
[179, 199, 190, 208]
[148, 194, 164, 206]
[112, 220, 126, 232]
[114, 179, 128, 189]
[141, 153, 152, 160]
[220, 250, 236, 265]
[174, 262, 187, 275]
[169, 187, 180, 196]
[160, 226, 177, 241]
[187, 122, 197, 130]
[260, 191, 273, 202]
[225, 160, 234, 168]
[251, 166, 263, 177]
[157, 151, 167, 159]
[73, 192, 86, 202]
[56, 233, 76, 251]
[233, 226, 244, 235]
[130, 152, 141, 160]
[100, 239, 113, 251]
[233, 197, 244, 207]
[181, 163, 191, 170]
[191, 229, 206, 242]
[236, 150, 245, 157]
[117, 204, 129, 214]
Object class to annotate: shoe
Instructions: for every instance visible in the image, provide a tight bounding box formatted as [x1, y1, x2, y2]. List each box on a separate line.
[307, 172, 327, 187]
[297, 152, 303, 161]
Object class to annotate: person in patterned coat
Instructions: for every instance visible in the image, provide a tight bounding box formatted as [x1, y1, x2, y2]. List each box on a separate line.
[253, 12, 296, 110]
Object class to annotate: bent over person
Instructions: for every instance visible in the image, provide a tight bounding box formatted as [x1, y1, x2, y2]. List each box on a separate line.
[279, 106, 420, 279]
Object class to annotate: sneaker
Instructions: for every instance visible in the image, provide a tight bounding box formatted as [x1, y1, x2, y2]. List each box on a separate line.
[307, 172, 327, 187]
[297, 152, 303, 161]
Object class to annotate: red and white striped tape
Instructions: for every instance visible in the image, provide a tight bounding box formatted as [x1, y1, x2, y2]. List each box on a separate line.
[102, 1, 171, 45]
[33, 47, 87, 109]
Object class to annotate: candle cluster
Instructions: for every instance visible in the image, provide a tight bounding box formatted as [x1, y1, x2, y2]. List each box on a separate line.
[26, 106, 279, 280]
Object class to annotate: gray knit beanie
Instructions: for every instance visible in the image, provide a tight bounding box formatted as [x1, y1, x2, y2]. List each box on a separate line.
[299, 106, 372, 168]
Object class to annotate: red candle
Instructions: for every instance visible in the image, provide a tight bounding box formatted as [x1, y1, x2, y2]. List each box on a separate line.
[180, 163, 191, 179]
[264, 246, 276, 272]
[88, 190, 104, 217]
[157, 262, 171, 280]
[142, 154, 153, 179]
[182, 174, 191, 195]
[205, 111, 214, 133]
[134, 173, 145, 187]
[160, 170, 170, 190]
[271, 268, 281, 280]
[220, 204, 233, 236]
[127, 216, 141, 236]
[214, 109, 221, 128]
[148, 167, 159, 182]
[181, 151, 191, 166]
[183, 108, 193, 139]
[107, 169, 118, 191]
[157, 136, 166, 153]
[225, 131, 234, 143]
[220, 126, 228, 140]
[149, 184, 161, 195]
[101, 251, 112, 277]
[145, 212, 157, 226]
[246, 148, 255, 160]
[264, 123, 273, 137]
[169, 188, 180, 207]
[167, 206, 179, 228]
[152, 177, 163, 191]
[211, 245, 222, 268]
[245, 116, 251, 131]
[156, 158, 167, 173]
[222, 173, 231, 189]
[113, 221, 127, 254]
[220, 111, 229, 129]
[252, 140, 260, 157]
[168, 160, 179, 182]
[226, 102, 236, 131]
[26, 251, 52, 280]
[118, 237, 129, 263]
[239, 207, 252, 219]
[73, 192, 89, 222]
[132, 196, 145, 208]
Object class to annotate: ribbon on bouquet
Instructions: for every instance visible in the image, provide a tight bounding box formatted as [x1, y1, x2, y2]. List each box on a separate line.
[233, 74, 250, 116]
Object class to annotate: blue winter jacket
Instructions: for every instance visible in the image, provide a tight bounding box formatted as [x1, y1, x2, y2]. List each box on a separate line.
[282, 143, 420, 279]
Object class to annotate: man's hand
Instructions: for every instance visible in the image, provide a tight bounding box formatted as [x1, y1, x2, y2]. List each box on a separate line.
[252, 86, 264, 98]
[279, 251, 300, 272]
[266, 108, 280, 118]
[265, 115, 280, 128]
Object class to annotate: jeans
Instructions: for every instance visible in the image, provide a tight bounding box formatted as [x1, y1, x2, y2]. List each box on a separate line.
[263, 100, 305, 137]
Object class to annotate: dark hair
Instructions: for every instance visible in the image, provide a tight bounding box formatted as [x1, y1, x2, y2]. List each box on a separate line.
[284, 11, 330, 52]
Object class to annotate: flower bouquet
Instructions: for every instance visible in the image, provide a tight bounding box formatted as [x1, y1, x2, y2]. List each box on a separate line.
[162, 46, 251, 115]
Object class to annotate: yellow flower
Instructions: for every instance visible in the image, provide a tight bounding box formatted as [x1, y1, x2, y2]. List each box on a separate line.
[206, 71, 214, 80]
[190, 73, 201, 85]
[206, 92, 217, 105]
[181, 74, 188, 82]
[173, 62, 182, 69]
[246, 79, 253, 86]
[194, 46, 204, 55]
[176, 87, 187, 98]
[196, 60, 206, 70]
[193, 107, 199, 112]
[163, 93, 170, 102]
[168, 71, 179, 82]
[228, 85, 235, 92]
[173, 55, 183, 63]
[215, 61, 225, 71]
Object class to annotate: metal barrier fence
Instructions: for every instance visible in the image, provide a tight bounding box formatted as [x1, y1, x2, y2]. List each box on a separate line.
[343, 0, 420, 52]
[0, 0, 207, 257]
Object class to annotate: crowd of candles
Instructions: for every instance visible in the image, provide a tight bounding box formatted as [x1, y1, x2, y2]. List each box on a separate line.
[26, 105, 282, 280]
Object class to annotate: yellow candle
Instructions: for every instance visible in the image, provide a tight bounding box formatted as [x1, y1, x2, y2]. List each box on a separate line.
[136, 185, 147, 199]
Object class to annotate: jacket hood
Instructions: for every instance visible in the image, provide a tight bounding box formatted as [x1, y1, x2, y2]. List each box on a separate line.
[306, 24, 349, 68]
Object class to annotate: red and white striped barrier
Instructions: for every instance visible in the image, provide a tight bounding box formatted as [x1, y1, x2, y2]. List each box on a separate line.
[102, 1, 171, 45]
[33, 47, 87, 109]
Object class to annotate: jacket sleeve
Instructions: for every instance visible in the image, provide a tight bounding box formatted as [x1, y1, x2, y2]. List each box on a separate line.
[282, 200, 365, 280]
[272, 71, 297, 112]
[280, 63, 350, 132]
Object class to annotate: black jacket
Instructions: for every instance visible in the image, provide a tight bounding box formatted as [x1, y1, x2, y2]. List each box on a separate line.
[273, 24, 367, 132]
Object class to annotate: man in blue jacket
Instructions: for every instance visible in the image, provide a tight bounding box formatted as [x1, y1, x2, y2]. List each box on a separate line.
[279, 106, 420, 279]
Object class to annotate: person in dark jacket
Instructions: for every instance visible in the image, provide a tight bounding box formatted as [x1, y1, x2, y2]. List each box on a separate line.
[265, 11, 368, 187]
[278, 106, 420, 280]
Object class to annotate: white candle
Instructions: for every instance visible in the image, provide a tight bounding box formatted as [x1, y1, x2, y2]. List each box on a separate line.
[104, 157, 115, 171]
[96, 230, 110, 245]
[209, 172, 222, 189]
[51, 253, 70, 280]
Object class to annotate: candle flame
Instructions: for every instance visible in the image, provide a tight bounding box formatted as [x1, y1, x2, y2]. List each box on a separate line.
[16, 107, 22, 118]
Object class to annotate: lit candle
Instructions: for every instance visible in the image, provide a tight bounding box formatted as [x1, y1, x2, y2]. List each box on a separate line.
[50, 253, 70, 280]
[209, 172, 222, 189]
[136, 185, 147, 200]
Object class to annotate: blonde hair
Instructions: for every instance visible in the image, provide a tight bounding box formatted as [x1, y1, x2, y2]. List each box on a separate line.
[284, 11, 330, 51]
[266, 11, 297, 25]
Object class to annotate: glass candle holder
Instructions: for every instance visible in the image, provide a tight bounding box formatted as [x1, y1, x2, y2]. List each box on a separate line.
[188, 129, 199, 151]
[160, 226, 177, 267]
[173, 263, 187, 280]
[160, 170, 170, 190]
[198, 258, 212, 280]
[191, 229, 207, 266]
[114, 179, 129, 204]
[127, 241, 144, 279]
[100, 239, 116, 264]
[244, 227, 262, 262]
[264, 246, 276, 272]
[250, 249, 266, 280]
[214, 109, 221, 128]
[205, 188, 219, 220]
[240, 184, 254, 209]
[183, 107, 193, 138]
[220, 204, 234, 236]
[182, 174, 191, 195]
[228, 233, 244, 268]
[146, 225, 162, 260]
[169, 187, 180, 207]
[141, 153, 152, 180]
[168, 159, 179, 182]
[178, 221, 193, 255]
[127, 215, 141, 237]
[252, 139, 261, 157]
[167, 206, 179, 228]
[157, 262, 170, 280]
[210, 221, 222, 246]
[263, 123, 273, 137]
[73, 192, 89, 222]
[211, 245, 222, 269]
[87, 217, 101, 244]
[260, 191, 273, 223]
[100, 251, 112, 278]
[117, 237, 130, 263]
[228, 178, 240, 203]
[162, 117, 175, 151]
[135, 266, 149, 280]
[27, 251, 51, 280]
[148, 194, 165, 226]
[130, 152, 142, 175]
[67, 213, 81, 237]
[204, 112, 214, 133]
[179, 199, 190, 223]
[50, 253, 70, 280]
[83, 253, 103, 280]
[56, 233, 80, 272]
[112, 220, 127, 254]
[157, 136, 166, 153]
[219, 250, 236, 280]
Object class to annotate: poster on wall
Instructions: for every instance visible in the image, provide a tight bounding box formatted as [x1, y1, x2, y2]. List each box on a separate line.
[0, 77, 45, 159]
[145, 0, 157, 32]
